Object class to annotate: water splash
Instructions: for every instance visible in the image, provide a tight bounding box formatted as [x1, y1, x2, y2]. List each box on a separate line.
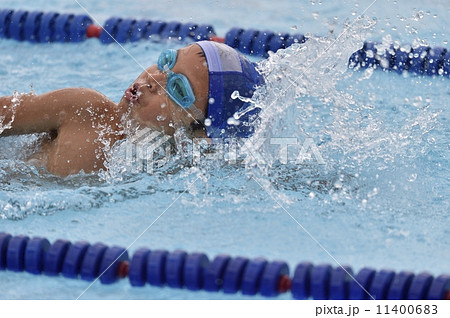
[0, 91, 25, 135]
[0, 16, 443, 219]
[239, 17, 376, 176]
[226, 15, 440, 208]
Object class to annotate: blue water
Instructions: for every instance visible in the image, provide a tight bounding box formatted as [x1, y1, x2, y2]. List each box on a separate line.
[0, 0, 449, 299]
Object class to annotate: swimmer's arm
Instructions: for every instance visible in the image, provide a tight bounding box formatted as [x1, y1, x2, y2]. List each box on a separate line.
[0, 88, 115, 136]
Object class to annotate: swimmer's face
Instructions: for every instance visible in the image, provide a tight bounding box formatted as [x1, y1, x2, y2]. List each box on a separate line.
[119, 44, 209, 135]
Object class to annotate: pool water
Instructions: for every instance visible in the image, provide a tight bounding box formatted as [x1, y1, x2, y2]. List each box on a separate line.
[0, 0, 449, 299]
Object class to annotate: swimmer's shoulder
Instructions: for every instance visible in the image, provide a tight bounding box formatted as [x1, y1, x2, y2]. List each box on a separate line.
[47, 88, 124, 132]
[42, 87, 116, 109]
[39, 87, 119, 123]
[1, 88, 118, 137]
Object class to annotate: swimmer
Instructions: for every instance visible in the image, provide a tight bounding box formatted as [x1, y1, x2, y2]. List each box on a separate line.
[0, 41, 264, 176]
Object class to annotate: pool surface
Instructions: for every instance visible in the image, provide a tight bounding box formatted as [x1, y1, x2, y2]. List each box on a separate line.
[0, 0, 449, 299]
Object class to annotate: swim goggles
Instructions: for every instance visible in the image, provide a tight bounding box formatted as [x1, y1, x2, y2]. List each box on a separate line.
[157, 49, 196, 109]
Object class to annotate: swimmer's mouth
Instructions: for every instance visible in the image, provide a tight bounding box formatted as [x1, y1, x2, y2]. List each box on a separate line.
[124, 84, 139, 103]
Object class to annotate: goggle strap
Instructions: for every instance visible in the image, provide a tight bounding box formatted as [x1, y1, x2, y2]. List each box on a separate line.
[188, 105, 205, 123]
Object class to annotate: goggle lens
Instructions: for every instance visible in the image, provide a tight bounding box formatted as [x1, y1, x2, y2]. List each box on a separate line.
[157, 49, 195, 109]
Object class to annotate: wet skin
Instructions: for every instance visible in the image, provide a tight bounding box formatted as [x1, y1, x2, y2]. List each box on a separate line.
[0, 44, 209, 176]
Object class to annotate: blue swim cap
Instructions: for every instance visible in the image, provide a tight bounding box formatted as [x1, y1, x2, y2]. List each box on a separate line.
[196, 41, 265, 139]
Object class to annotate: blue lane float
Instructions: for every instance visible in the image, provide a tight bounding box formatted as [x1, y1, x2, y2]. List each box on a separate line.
[370, 269, 396, 300]
[165, 250, 187, 289]
[311, 264, 332, 300]
[38, 12, 59, 43]
[6, 235, 29, 272]
[387, 271, 415, 300]
[203, 254, 231, 292]
[408, 272, 434, 300]
[329, 266, 353, 300]
[80, 242, 108, 281]
[222, 256, 249, 294]
[0, 232, 449, 300]
[0, 8, 449, 79]
[24, 237, 50, 275]
[62, 241, 90, 279]
[260, 260, 289, 297]
[184, 252, 209, 291]
[241, 257, 268, 296]
[349, 267, 377, 300]
[44, 239, 71, 276]
[291, 261, 313, 300]
[99, 246, 129, 284]
[146, 249, 168, 287]
[0, 233, 12, 270]
[128, 247, 150, 287]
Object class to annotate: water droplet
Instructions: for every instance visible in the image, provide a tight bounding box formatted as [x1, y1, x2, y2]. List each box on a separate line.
[209, 97, 215, 104]
[413, 10, 424, 21]
[380, 58, 390, 69]
[161, 103, 166, 108]
[408, 173, 417, 182]
[291, 25, 298, 31]
[157, 115, 166, 122]
[227, 117, 240, 126]
[231, 91, 240, 100]
[368, 187, 378, 198]
[333, 181, 343, 189]
[204, 118, 212, 127]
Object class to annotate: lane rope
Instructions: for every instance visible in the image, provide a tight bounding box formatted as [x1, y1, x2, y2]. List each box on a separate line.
[1, 232, 449, 299]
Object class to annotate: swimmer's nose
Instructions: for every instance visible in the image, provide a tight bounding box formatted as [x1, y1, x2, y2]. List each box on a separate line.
[147, 72, 167, 91]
